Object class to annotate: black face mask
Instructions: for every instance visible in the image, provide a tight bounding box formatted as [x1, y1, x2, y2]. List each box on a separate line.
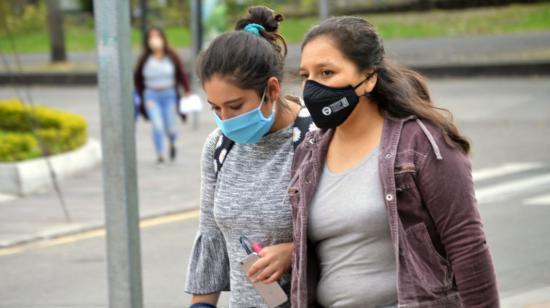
[303, 77, 368, 129]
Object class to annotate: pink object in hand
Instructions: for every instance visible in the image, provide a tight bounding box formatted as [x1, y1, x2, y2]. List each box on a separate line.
[251, 242, 263, 253]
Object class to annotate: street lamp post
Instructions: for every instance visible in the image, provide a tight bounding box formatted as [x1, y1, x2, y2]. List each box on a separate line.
[93, 0, 143, 307]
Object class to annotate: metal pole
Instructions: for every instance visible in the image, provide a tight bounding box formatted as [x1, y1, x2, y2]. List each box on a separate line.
[93, 1, 143, 308]
[319, 0, 330, 21]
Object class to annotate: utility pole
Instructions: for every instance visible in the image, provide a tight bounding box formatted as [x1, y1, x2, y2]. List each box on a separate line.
[319, 0, 330, 21]
[46, 0, 67, 62]
[93, 0, 143, 307]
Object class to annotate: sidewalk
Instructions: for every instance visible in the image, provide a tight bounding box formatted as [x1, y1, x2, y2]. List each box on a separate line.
[1, 32, 550, 84]
[0, 86, 216, 248]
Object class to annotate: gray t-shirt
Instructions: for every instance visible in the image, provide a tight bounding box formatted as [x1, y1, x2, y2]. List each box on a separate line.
[143, 55, 175, 89]
[308, 147, 397, 308]
[185, 126, 294, 308]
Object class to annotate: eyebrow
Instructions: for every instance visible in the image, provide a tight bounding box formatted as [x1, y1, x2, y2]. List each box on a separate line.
[207, 97, 244, 106]
[299, 61, 336, 71]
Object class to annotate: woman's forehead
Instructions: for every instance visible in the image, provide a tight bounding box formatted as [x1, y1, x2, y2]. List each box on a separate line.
[149, 29, 161, 37]
[300, 37, 347, 68]
[204, 77, 257, 106]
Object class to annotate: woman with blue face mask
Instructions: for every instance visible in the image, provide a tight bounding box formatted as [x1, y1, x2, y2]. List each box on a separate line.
[185, 6, 314, 308]
[134, 27, 192, 165]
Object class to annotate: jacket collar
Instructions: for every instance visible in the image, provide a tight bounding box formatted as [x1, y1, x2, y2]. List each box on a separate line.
[304, 114, 416, 154]
[303, 113, 448, 168]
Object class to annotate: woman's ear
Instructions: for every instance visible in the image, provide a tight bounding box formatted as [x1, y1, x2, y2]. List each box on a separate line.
[362, 70, 377, 94]
[266, 76, 281, 104]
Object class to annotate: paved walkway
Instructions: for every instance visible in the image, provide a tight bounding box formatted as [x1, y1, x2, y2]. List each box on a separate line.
[0, 86, 214, 248]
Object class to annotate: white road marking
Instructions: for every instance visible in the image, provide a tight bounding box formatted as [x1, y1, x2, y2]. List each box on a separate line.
[500, 286, 550, 308]
[0, 193, 17, 203]
[473, 162, 543, 182]
[476, 173, 550, 203]
[524, 193, 550, 206]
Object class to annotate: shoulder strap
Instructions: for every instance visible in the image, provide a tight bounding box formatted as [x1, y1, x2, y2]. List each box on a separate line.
[292, 107, 314, 150]
[213, 133, 235, 177]
[213, 107, 315, 178]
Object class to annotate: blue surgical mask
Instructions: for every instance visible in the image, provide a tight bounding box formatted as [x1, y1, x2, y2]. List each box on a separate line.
[214, 89, 276, 144]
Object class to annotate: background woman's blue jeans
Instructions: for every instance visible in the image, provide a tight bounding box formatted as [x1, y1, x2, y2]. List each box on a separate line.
[144, 88, 178, 158]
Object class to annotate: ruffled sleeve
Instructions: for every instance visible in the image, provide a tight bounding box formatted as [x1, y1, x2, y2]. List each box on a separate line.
[185, 231, 230, 293]
[185, 130, 230, 294]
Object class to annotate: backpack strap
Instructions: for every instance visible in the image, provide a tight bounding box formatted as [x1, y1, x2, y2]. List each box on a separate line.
[292, 107, 315, 149]
[213, 106, 315, 178]
[213, 133, 235, 177]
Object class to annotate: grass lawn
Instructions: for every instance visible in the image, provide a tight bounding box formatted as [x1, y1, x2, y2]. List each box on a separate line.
[0, 2, 549, 54]
[0, 27, 191, 54]
[280, 2, 550, 40]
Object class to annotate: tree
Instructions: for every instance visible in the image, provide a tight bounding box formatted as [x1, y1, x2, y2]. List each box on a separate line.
[46, 0, 67, 62]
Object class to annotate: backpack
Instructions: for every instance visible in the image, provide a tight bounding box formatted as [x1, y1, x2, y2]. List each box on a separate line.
[213, 107, 314, 177]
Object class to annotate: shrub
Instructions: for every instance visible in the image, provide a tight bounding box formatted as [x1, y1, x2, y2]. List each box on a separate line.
[0, 100, 88, 162]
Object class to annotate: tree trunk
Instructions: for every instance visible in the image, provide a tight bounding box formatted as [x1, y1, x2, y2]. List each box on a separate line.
[46, 0, 67, 62]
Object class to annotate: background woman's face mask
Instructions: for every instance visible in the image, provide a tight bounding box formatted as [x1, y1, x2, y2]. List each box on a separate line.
[148, 37, 164, 50]
[214, 89, 276, 144]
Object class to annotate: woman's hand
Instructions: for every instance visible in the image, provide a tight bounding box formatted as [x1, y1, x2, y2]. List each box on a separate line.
[246, 242, 293, 284]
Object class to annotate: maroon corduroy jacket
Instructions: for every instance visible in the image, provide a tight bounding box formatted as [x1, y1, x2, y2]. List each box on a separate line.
[289, 115, 499, 307]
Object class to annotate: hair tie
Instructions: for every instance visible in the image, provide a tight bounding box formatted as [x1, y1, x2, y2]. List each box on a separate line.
[243, 23, 265, 36]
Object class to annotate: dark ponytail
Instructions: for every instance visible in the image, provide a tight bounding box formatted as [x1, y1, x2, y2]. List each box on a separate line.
[302, 16, 470, 154]
[197, 6, 288, 101]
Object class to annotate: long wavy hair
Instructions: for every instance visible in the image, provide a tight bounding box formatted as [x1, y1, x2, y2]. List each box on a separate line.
[302, 16, 470, 154]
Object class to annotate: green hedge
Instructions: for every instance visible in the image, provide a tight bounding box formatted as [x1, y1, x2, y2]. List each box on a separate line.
[0, 100, 88, 162]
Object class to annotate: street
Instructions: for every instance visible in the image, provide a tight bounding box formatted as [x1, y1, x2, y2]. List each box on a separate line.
[1, 77, 550, 307]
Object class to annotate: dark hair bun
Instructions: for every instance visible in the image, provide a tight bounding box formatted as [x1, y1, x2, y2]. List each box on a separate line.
[235, 6, 284, 33]
[235, 6, 288, 57]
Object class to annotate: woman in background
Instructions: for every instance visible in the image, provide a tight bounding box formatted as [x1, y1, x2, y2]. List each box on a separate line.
[134, 27, 191, 165]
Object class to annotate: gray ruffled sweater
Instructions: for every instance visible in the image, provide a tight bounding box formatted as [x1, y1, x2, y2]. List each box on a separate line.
[185, 125, 296, 307]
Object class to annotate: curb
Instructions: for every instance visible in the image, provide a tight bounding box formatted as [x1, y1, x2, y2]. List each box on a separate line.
[0, 139, 102, 196]
[411, 61, 550, 78]
[1, 61, 550, 86]
[0, 72, 97, 86]
[0, 201, 199, 249]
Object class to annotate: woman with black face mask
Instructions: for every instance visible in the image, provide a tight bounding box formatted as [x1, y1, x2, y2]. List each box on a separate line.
[290, 17, 499, 307]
